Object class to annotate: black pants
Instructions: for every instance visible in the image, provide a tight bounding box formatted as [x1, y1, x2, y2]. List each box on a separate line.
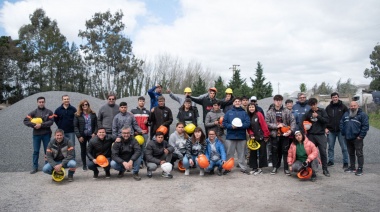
[170, 153, 181, 166]
[307, 134, 328, 170]
[79, 136, 92, 166]
[87, 159, 111, 172]
[249, 139, 268, 169]
[271, 136, 290, 170]
[346, 138, 364, 168]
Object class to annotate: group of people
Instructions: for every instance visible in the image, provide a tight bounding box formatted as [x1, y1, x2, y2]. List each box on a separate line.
[23, 85, 369, 182]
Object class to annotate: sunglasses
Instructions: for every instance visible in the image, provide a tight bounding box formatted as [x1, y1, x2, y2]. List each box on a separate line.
[108, 98, 115, 100]
[82, 103, 89, 106]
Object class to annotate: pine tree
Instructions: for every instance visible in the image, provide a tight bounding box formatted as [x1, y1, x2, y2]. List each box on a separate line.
[214, 76, 226, 99]
[250, 62, 273, 99]
[192, 75, 207, 96]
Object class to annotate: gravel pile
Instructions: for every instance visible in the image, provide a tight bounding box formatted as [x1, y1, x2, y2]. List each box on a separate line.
[0, 91, 378, 172]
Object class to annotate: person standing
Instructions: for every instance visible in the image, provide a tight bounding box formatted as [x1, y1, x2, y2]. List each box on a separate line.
[204, 100, 225, 143]
[74, 100, 98, 170]
[340, 101, 369, 176]
[292, 92, 311, 131]
[149, 96, 173, 141]
[148, 84, 163, 110]
[112, 102, 142, 137]
[250, 96, 265, 117]
[23, 96, 54, 174]
[300, 98, 330, 177]
[54, 95, 77, 157]
[176, 98, 200, 127]
[325, 92, 349, 168]
[98, 93, 119, 135]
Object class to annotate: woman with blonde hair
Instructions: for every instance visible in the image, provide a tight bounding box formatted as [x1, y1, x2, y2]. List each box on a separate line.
[74, 100, 98, 170]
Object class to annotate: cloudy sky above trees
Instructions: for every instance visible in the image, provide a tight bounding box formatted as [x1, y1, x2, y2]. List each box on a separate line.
[1, 0, 379, 95]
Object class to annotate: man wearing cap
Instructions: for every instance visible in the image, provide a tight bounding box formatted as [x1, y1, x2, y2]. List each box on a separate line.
[148, 84, 163, 110]
[250, 96, 265, 117]
[98, 93, 120, 135]
[149, 96, 173, 141]
[222, 97, 251, 174]
[87, 128, 115, 179]
[292, 92, 311, 131]
[111, 127, 142, 180]
[112, 102, 142, 137]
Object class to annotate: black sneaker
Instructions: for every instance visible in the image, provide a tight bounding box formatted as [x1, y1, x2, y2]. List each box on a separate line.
[209, 170, 215, 175]
[311, 173, 317, 182]
[236, 164, 240, 168]
[105, 171, 111, 178]
[161, 172, 173, 179]
[30, 169, 38, 174]
[117, 171, 125, 178]
[327, 161, 334, 167]
[147, 169, 152, 178]
[323, 169, 330, 177]
[284, 170, 291, 176]
[217, 169, 223, 176]
[241, 169, 249, 175]
[271, 168, 277, 175]
[343, 163, 349, 169]
[93, 170, 99, 179]
[223, 170, 230, 175]
[355, 168, 363, 176]
[83, 165, 88, 171]
[68, 175, 73, 182]
[133, 173, 141, 181]
[345, 167, 356, 173]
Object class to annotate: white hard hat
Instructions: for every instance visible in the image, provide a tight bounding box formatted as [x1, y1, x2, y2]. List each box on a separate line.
[161, 162, 173, 174]
[232, 118, 243, 127]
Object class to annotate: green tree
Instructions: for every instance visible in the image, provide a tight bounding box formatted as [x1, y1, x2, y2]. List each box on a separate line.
[192, 75, 206, 96]
[227, 68, 245, 97]
[299, 83, 307, 92]
[316, 82, 333, 94]
[364, 44, 380, 90]
[250, 62, 273, 99]
[336, 78, 357, 96]
[214, 76, 226, 99]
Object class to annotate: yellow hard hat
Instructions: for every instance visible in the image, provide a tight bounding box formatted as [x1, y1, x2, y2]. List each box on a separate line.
[135, 135, 145, 145]
[225, 88, 233, 94]
[184, 123, 196, 134]
[184, 87, 192, 93]
[52, 167, 65, 182]
[31, 118, 43, 124]
[247, 139, 261, 150]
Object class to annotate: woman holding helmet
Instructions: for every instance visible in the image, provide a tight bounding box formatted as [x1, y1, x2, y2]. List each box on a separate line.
[287, 131, 320, 182]
[168, 122, 189, 168]
[182, 127, 207, 176]
[177, 98, 200, 135]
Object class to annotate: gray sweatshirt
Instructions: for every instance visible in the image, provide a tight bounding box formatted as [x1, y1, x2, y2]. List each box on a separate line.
[97, 103, 119, 133]
[168, 131, 187, 159]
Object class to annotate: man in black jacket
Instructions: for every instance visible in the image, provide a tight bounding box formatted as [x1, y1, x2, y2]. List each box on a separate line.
[111, 127, 142, 181]
[300, 98, 330, 177]
[145, 132, 174, 178]
[149, 96, 173, 141]
[325, 92, 349, 168]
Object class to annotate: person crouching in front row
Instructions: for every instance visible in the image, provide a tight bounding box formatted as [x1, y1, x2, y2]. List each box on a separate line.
[204, 129, 226, 176]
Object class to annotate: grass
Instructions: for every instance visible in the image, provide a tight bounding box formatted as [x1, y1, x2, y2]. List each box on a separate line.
[369, 113, 380, 130]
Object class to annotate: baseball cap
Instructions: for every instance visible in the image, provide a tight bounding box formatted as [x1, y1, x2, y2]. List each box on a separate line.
[250, 96, 257, 101]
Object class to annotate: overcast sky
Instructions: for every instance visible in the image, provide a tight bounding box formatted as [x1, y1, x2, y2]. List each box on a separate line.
[1, 0, 379, 95]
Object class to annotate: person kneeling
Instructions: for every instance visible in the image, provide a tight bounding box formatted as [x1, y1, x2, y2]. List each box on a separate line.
[145, 132, 174, 178]
[111, 127, 142, 181]
[205, 129, 226, 176]
[287, 131, 319, 182]
[43, 129, 76, 182]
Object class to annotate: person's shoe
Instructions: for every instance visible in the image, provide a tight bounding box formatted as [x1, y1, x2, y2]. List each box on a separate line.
[241, 169, 249, 174]
[199, 169, 204, 176]
[323, 169, 330, 177]
[68, 175, 73, 182]
[345, 167, 356, 173]
[93, 170, 99, 179]
[343, 163, 349, 169]
[209, 170, 215, 175]
[311, 173, 317, 182]
[249, 169, 258, 175]
[284, 170, 291, 176]
[83, 165, 88, 171]
[185, 169, 190, 176]
[268, 162, 273, 167]
[327, 161, 334, 167]
[105, 171, 111, 179]
[236, 164, 240, 168]
[355, 168, 363, 176]
[117, 171, 125, 178]
[223, 170, 230, 175]
[140, 161, 144, 169]
[162, 172, 173, 179]
[133, 173, 141, 181]
[217, 169, 223, 176]
[271, 168, 277, 175]
[147, 170, 152, 178]
[30, 169, 38, 174]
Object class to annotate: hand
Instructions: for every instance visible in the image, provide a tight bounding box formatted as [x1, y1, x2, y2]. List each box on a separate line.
[189, 159, 194, 166]
[164, 148, 169, 154]
[79, 137, 84, 142]
[325, 128, 329, 134]
[214, 121, 219, 125]
[232, 125, 237, 129]
[144, 119, 148, 124]
[166, 88, 171, 93]
[34, 124, 41, 129]
[264, 137, 269, 142]
[250, 135, 255, 140]
[123, 161, 132, 170]
[115, 137, 121, 142]
[54, 164, 62, 172]
[312, 111, 318, 118]
[142, 130, 147, 134]
[283, 131, 291, 137]
[93, 159, 97, 164]
[277, 123, 284, 128]
[357, 137, 362, 140]
[302, 161, 309, 167]
[91, 134, 96, 138]
[151, 108, 155, 113]
[289, 165, 292, 171]
[160, 160, 166, 165]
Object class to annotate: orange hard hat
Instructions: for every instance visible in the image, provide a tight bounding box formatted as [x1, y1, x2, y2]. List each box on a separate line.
[219, 116, 224, 125]
[156, 125, 168, 135]
[197, 154, 209, 169]
[297, 167, 313, 180]
[209, 87, 217, 93]
[303, 121, 312, 131]
[178, 160, 186, 172]
[280, 126, 290, 133]
[96, 155, 109, 167]
[222, 158, 234, 170]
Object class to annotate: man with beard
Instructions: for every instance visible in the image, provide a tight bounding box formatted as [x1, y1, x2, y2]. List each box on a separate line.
[293, 92, 311, 131]
[340, 101, 369, 176]
[98, 93, 119, 135]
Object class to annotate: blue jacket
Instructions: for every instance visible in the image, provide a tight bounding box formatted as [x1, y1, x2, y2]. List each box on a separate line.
[205, 137, 226, 161]
[148, 86, 162, 110]
[223, 106, 250, 140]
[292, 101, 310, 128]
[54, 104, 77, 133]
[340, 108, 369, 140]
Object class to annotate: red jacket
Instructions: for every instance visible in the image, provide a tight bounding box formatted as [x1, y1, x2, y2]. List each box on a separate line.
[287, 137, 319, 164]
[130, 107, 150, 133]
[247, 112, 270, 139]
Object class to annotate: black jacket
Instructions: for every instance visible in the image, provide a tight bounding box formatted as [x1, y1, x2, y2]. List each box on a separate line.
[145, 139, 174, 165]
[87, 135, 115, 160]
[177, 107, 199, 126]
[74, 112, 98, 138]
[112, 136, 141, 164]
[301, 108, 329, 135]
[325, 100, 348, 132]
[189, 95, 218, 122]
[149, 105, 173, 138]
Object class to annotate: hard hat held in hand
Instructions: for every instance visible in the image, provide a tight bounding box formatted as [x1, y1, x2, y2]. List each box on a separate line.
[135, 135, 145, 145]
[96, 155, 109, 167]
[197, 154, 209, 169]
[161, 162, 173, 173]
[184, 123, 196, 134]
[156, 125, 168, 135]
[232, 118, 243, 127]
[52, 167, 65, 182]
[31, 118, 43, 124]
[222, 158, 234, 171]
[297, 167, 313, 180]
[178, 160, 185, 172]
[247, 139, 261, 150]
[303, 121, 312, 130]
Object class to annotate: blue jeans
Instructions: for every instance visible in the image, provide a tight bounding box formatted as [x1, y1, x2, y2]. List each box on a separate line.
[205, 159, 223, 171]
[32, 134, 51, 169]
[182, 155, 199, 169]
[327, 132, 348, 164]
[64, 132, 76, 159]
[110, 157, 141, 174]
[42, 160, 77, 175]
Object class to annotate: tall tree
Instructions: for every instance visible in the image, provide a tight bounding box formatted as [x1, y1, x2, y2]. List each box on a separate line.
[227, 68, 245, 97]
[364, 44, 380, 90]
[250, 62, 273, 99]
[336, 78, 357, 97]
[192, 75, 206, 96]
[214, 76, 226, 99]
[299, 83, 307, 92]
[316, 82, 333, 94]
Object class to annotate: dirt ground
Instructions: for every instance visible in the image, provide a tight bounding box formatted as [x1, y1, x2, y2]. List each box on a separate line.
[1, 162, 379, 212]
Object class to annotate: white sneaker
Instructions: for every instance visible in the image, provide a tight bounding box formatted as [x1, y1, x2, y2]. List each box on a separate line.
[268, 162, 273, 167]
[185, 169, 190, 176]
[199, 169, 204, 176]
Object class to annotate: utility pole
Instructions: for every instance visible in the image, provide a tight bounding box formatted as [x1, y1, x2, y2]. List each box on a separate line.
[229, 64, 240, 75]
[278, 82, 280, 94]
